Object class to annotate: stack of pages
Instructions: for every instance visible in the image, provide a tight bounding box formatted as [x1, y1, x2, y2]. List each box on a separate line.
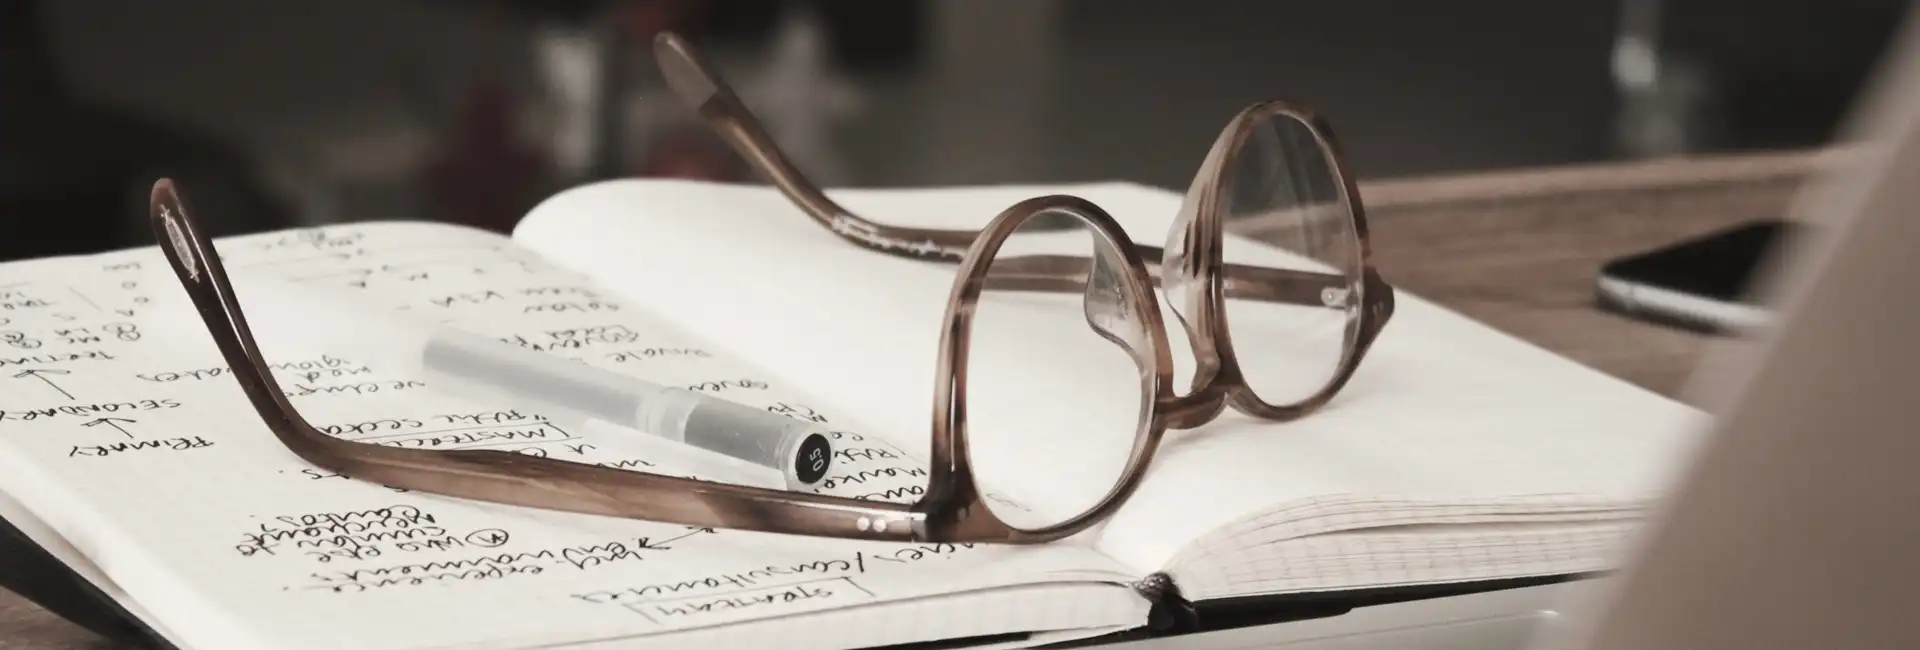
[0, 180, 1703, 649]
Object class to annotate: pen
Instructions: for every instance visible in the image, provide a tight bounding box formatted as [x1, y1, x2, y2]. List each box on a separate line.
[418, 326, 833, 490]
[163, 276, 833, 490]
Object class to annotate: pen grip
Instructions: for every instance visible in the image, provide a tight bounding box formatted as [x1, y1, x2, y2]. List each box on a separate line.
[636, 388, 833, 488]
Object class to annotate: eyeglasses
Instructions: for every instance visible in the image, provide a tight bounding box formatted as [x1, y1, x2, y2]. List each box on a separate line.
[148, 31, 1395, 545]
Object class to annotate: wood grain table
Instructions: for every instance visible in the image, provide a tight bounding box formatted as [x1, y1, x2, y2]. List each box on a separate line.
[0, 148, 1835, 648]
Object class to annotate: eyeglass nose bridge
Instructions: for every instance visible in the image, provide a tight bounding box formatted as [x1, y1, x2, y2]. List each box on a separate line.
[1156, 386, 1232, 431]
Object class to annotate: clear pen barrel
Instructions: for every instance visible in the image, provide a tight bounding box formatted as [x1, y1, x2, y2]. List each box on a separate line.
[420, 329, 830, 490]
[631, 386, 832, 489]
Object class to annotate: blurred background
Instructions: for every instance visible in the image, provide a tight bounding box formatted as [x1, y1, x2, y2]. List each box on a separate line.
[2, 0, 1906, 263]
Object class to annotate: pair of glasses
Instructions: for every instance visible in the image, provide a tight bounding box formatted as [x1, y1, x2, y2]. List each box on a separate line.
[149, 31, 1395, 545]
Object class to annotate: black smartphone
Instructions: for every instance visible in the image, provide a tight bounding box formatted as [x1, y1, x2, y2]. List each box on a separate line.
[1595, 219, 1800, 333]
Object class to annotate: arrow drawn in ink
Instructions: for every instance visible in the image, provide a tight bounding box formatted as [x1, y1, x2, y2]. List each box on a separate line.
[13, 369, 73, 400]
[83, 417, 136, 439]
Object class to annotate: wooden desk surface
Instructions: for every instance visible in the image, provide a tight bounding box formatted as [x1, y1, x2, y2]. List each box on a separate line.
[0, 149, 1830, 648]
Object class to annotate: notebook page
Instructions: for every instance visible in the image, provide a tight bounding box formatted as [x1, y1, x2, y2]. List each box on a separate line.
[514, 184, 1167, 529]
[0, 487, 189, 647]
[0, 223, 1136, 650]
[513, 179, 1705, 579]
[556, 583, 1142, 650]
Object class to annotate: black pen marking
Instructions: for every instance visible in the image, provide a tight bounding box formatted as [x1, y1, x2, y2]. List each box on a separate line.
[465, 529, 510, 548]
[0, 331, 40, 350]
[685, 378, 769, 393]
[138, 355, 363, 384]
[606, 347, 711, 363]
[515, 286, 603, 298]
[82, 417, 136, 439]
[596, 458, 656, 470]
[353, 422, 573, 451]
[652, 527, 717, 548]
[852, 485, 925, 502]
[66, 288, 101, 312]
[55, 327, 100, 345]
[429, 290, 506, 308]
[299, 533, 694, 593]
[862, 543, 978, 564]
[284, 380, 425, 398]
[236, 505, 442, 559]
[766, 402, 828, 423]
[318, 418, 425, 437]
[0, 350, 114, 367]
[0, 398, 179, 421]
[102, 323, 140, 342]
[522, 300, 620, 314]
[68, 436, 212, 458]
[433, 409, 543, 427]
[572, 544, 976, 607]
[571, 556, 863, 604]
[832, 447, 899, 463]
[12, 368, 73, 400]
[0, 297, 54, 311]
[625, 577, 871, 623]
[816, 467, 926, 491]
[500, 324, 639, 352]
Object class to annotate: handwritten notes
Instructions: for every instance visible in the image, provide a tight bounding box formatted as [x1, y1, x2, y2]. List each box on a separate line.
[0, 223, 1131, 650]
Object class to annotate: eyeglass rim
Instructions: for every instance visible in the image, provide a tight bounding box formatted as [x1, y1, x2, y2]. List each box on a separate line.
[1161, 101, 1397, 423]
[919, 195, 1175, 543]
[914, 111, 1396, 543]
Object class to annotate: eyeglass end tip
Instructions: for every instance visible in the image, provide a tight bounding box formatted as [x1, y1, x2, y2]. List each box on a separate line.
[652, 31, 723, 111]
[147, 178, 200, 282]
[149, 177, 176, 204]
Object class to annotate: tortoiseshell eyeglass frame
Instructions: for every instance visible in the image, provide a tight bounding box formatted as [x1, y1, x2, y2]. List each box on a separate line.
[145, 31, 1395, 546]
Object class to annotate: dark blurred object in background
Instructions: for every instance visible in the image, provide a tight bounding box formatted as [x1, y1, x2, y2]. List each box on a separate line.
[1, 0, 1909, 261]
[685, 0, 925, 71]
[1612, 0, 1906, 157]
[0, 0, 289, 264]
[417, 80, 550, 233]
[413, 0, 918, 231]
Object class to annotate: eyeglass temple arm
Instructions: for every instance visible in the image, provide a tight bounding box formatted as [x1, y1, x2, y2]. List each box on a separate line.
[654, 32, 981, 261]
[653, 33, 1350, 310]
[146, 179, 922, 542]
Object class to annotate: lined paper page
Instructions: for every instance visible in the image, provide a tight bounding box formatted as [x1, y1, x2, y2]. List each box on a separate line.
[0, 222, 1136, 650]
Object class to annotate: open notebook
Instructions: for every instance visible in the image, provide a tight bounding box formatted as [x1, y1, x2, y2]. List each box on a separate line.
[0, 180, 1702, 650]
